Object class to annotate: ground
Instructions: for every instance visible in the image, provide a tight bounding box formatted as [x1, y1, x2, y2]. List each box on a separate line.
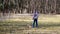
[0, 14, 60, 34]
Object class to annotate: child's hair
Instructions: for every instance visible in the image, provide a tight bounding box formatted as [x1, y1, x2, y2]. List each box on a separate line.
[34, 9, 39, 13]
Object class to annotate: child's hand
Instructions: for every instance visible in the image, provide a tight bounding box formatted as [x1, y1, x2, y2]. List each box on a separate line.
[33, 17, 34, 19]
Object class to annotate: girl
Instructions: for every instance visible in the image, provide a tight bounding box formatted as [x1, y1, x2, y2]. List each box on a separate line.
[32, 10, 39, 28]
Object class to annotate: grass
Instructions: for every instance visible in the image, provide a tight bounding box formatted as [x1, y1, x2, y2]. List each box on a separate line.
[0, 21, 60, 34]
[0, 14, 60, 34]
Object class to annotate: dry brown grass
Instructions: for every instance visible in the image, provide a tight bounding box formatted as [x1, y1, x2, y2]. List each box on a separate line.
[0, 14, 60, 34]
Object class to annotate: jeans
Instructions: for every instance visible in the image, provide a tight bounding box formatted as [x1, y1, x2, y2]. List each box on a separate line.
[32, 19, 38, 28]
